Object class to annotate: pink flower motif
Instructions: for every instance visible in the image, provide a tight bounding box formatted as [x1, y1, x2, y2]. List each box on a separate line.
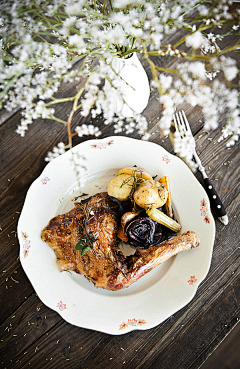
[200, 206, 207, 217]
[90, 140, 114, 149]
[200, 199, 210, 224]
[128, 318, 138, 326]
[22, 232, 30, 257]
[22, 231, 28, 240]
[119, 318, 147, 330]
[57, 300, 67, 311]
[41, 176, 50, 185]
[23, 239, 30, 250]
[162, 155, 170, 164]
[188, 276, 197, 285]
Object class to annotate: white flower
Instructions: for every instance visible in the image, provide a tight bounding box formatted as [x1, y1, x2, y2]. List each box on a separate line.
[159, 74, 173, 91]
[141, 132, 151, 140]
[0, 0, 239, 168]
[65, 0, 85, 15]
[75, 124, 101, 137]
[223, 65, 238, 81]
[113, 0, 144, 9]
[186, 31, 205, 49]
[113, 121, 123, 133]
[44, 142, 66, 162]
[232, 25, 239, 31]
[69, 151, 88, 187]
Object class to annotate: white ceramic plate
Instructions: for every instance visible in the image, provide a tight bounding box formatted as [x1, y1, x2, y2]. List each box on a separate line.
[18, 136, 215, 335]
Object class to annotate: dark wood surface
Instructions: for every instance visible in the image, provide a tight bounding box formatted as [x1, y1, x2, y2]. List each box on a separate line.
[0, 34, 240, 369]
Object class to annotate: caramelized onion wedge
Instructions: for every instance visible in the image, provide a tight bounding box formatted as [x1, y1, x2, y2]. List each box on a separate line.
[117, 211, 139, 242]
[121, 211, 138, 228]
[146, 208, 181, 232]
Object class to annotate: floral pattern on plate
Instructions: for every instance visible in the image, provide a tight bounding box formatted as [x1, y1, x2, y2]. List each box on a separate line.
[57, 301, 67, 311]
[90, 140, 114, 149]
[200, 198, 210, 224]
[22, 232, 31, 257]
[41, 176, 50, 185]
[188, 276, 197, 286]
[119, 319, 147, 330]
[162, 155, 170, 164]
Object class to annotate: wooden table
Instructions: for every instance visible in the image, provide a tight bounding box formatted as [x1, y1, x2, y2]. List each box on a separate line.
[0, 35, 239, 369]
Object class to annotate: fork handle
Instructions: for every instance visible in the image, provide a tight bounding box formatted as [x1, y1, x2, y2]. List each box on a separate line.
[203, 177, 228, 225]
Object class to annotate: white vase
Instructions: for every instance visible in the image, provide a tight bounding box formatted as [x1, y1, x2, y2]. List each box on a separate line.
[104, 53, 150, 118]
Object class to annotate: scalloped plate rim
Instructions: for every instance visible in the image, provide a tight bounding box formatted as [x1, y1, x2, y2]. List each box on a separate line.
[17, 136, 215, 335]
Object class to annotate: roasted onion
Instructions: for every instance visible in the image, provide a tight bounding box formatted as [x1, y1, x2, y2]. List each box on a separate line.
[125, 214, 175, 249]
[126, 217, 155, 248]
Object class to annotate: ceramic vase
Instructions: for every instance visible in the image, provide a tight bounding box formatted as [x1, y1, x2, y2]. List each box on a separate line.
[104, 53, 150, 118]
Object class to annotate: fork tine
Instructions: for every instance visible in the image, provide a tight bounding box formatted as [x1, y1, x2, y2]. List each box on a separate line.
[181, 110, 192, 134]
[178, 111, 186, 130]
[173, 112, 184, 136]
[179, 111, 190, 136]
[173, 114, 179, 132]
[179, 110, 196, 149]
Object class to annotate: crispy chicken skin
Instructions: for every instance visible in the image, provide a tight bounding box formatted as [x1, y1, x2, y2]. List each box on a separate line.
[41, 192, 199, 291]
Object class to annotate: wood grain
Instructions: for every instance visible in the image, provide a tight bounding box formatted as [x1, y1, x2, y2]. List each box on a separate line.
[0, 30, 240, 369]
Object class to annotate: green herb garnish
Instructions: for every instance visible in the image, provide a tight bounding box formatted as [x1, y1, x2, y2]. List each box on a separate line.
[120, 170, 145, 201]
[75, 234, 96, 256]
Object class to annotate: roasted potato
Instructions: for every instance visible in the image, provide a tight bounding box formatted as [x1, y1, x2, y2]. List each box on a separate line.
[118, 166, 153, 180]
[133, 180, 168, 209]
[107, 174, 134, 201]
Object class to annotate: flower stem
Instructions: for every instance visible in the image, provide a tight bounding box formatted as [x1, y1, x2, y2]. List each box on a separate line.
[45, 96, 76, 106]
[49, 115, 67, 125]
[67, 87, 85, 148]
[155, 66, 183, 78]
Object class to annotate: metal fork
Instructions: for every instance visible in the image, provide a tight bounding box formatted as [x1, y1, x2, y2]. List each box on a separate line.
[173, 110, 228, 225]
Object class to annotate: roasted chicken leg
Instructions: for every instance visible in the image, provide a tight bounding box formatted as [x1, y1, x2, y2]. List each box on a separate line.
[41, 192, 199, 291]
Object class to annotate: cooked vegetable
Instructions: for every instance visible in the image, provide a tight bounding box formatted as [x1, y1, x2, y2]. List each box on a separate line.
[118, 211, 139, 242]
[118, 166, 153, 180]
[121, 211, 139, 229]
[133, 180, 168, 209]
[146, 208, 181, 232]
[117, 223, 129, 242]
[125, 215, 175, 248]
[126, 216, 156, 248]
[159, 176, 173, 218]
[107, 174, 134, 201]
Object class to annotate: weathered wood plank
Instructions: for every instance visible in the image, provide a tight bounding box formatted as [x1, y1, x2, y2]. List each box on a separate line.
[0, 293, 61, 365]
[0, 264, 34, 326]
[201, 320, 240, 369]
[0, 293, 105, 368]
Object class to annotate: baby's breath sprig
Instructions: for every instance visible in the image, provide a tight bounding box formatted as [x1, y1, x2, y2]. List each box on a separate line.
[0, 0, 239, 171]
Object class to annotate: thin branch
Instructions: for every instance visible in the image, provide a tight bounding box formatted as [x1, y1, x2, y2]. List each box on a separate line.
[154, 66, 183, 78]
[49, 115, 67, 125]
[45, 96, 76, 107]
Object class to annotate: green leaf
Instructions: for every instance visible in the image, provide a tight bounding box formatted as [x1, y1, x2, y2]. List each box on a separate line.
[75, 238, 87, 250]
[90, 234, 96, 241]
[75, 234, 95, 252]
[81, 246, 90, 256]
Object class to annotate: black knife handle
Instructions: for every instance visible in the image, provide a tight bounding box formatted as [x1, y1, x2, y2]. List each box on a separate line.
[203, 177, 226, 217]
